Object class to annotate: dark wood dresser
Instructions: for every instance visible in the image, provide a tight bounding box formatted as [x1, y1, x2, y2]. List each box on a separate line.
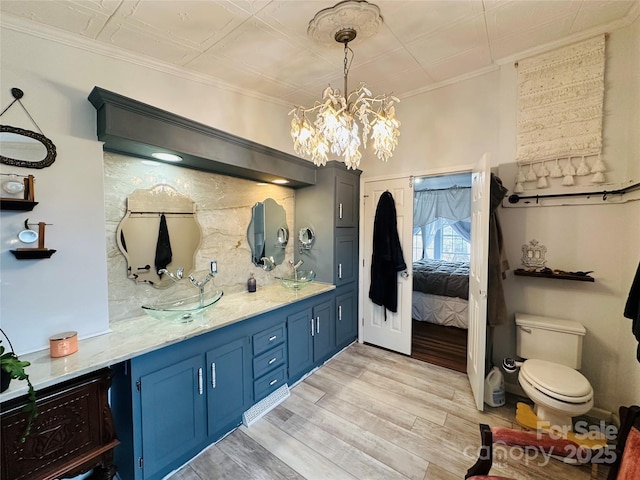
[1, 368, 119, 480]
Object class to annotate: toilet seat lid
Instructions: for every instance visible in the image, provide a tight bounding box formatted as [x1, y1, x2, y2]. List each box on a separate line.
[521, 359, 593, 402]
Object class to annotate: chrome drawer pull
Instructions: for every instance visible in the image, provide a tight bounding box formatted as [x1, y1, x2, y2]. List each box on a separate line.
[316, 317, 320, 334]
[269, 379, 278, 386]
[311, 318, 315, 336]
[338, 305, 342, 321]
[268, 335, 277, 342]
[268, 357, 277, 365]
[339, 203, 343, 219]
[198, 368, 203, 395]
[211, 363, 216, 388]
[338, 263, 342, 279]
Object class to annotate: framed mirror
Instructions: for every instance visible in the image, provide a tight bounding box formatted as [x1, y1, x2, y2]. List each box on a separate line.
[0, 125, 57, 169]
[247, 198, 288, 270]
[116, 184, 202, 288]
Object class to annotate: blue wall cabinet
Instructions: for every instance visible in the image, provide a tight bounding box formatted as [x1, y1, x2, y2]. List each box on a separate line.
[295, 161, 360, 350]
[206, 336, 252, 441]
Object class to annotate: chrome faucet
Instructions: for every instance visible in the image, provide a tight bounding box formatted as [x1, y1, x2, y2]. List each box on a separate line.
[289, 259, 303, 279]
[289, 259, 304, 271]
[188, 273, 215, 307]
[158, 267, 184, 282]
[261, 256, 276, 271]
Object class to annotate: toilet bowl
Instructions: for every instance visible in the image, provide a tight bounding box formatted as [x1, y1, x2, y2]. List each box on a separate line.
[511, 313, 594, 431]
[518, 359, 593, 430]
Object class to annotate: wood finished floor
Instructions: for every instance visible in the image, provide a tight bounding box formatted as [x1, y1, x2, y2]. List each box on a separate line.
[167, 343, 607, 480]
[410, 321, 467, 373]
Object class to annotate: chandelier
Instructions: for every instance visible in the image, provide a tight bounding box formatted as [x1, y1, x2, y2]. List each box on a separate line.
[289, 1, 400, 170]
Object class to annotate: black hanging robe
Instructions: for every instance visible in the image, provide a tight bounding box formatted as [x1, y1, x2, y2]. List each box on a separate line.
[624, 262, 640, 362]
[369, 191, 407, 319]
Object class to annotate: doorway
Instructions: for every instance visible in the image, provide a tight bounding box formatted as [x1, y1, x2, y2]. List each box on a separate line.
[360, 155, 491, 411]
[410, 172, 472, 373]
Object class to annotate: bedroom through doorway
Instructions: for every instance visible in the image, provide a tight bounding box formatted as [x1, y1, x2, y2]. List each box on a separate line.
[410, 172, 472, 373]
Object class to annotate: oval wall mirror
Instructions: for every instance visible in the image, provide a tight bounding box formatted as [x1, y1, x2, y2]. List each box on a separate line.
[247, 198, 288, 271]
[0, 125, 57, 169]
[116, 184, 202, 288]
[299, 226, 315, 251]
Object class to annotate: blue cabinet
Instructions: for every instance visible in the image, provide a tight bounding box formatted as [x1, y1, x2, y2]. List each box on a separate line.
[295, 161, 360, 353]
[335, 287, 357, 348]
[287, 295, 335, 384]
[252, 323, 287, 402]
[206, 336, 252, 441]
[111, 290, 341, 480]
[112, 326, 251, 480]
[139, 354, 206, 480]
[286, 307, 314, 382]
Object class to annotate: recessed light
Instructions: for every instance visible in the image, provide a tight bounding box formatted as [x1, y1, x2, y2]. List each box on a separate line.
[272, 179, 289, 184]
[151, 152, 182, 162]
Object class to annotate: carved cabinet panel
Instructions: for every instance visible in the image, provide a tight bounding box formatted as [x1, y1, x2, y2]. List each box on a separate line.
[1, 368, 119, 480]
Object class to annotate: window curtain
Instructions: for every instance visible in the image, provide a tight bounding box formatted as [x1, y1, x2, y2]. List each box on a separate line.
[413, 187, 471, 260]
[413, 187, 471, 226]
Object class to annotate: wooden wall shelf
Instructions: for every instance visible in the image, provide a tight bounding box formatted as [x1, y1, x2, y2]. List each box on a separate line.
[10, 249, 56, 259]
[514, 269, 595, 282]
[0, 199, 38, 211]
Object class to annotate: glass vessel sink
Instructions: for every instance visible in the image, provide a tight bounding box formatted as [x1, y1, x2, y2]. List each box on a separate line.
[142, 290, 223, 322]
[275, 270, 316, 290]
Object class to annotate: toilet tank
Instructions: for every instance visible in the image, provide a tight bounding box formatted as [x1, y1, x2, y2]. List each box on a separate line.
[515, 313, 586, 369]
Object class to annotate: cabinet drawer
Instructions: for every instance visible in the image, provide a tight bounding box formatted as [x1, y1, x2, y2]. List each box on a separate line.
[253, 365, 286, 401]
[253, 344, 286, 379]
[252, 324, 285, 356]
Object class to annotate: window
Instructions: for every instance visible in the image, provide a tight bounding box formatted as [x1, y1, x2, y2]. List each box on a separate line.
[439, 224, 470, 262]
[413, 221, 470, 262]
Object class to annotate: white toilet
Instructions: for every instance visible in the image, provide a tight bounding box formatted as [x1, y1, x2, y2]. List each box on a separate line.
[511, 313, 594, 431]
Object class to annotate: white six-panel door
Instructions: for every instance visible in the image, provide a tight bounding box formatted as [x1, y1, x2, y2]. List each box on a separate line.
[362, 178, 413, 355]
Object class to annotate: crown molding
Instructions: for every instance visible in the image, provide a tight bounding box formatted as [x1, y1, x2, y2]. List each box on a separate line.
[0, 13, 292, 109]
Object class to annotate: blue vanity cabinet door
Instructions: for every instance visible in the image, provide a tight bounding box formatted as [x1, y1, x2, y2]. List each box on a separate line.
[335, 173, 358, 228]
[312, 298, 334, 363]
[335, 287, 357, 348]
[287, 306, 314, 382]
[138, 354, 206, 480]
[335, 231, 357, 286]
[206, 336, 252, 442]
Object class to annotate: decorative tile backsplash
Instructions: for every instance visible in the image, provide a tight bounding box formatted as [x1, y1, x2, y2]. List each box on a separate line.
[104, 153, 295, 323]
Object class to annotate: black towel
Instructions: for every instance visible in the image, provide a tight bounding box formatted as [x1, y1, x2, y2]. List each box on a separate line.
[623, 262, 640, 362]
[154, 214, 173, 275]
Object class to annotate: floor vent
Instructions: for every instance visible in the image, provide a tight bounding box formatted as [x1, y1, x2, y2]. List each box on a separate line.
[242, 384, 290, 427]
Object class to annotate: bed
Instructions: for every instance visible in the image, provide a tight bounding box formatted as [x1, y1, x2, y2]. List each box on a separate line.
[412, 259, 470, 329]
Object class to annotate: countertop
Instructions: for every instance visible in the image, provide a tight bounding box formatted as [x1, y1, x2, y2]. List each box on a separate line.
[0, 282, 335, 402]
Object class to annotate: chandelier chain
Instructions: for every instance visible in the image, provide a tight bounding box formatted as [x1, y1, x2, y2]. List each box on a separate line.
[343, 43, 354, 96]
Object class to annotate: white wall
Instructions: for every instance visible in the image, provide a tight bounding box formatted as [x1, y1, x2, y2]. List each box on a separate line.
[360, 70, 500, 179]
[0, 27, 295, 354]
